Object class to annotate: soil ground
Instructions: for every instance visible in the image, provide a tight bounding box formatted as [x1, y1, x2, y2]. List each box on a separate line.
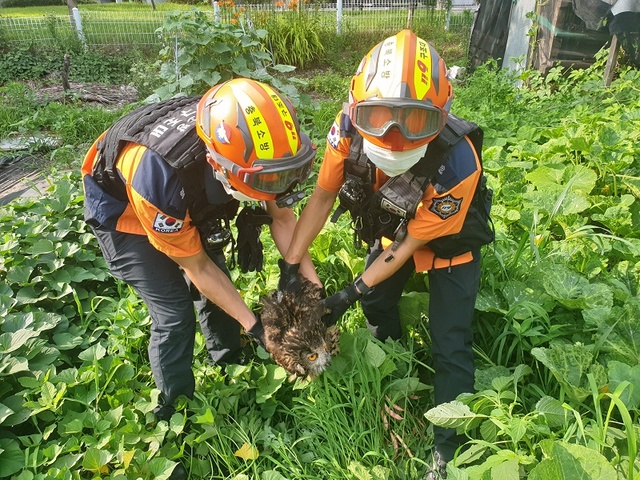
[0, 81, 138, 205]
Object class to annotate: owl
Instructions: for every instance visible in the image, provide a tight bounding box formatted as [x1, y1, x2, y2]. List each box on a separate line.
[259, 278, 340, 379]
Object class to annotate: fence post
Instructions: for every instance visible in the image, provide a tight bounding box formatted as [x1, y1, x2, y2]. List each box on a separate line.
[72, 7, 87, 47]
[213, 0, 220, 22]
[336, 0, 343, 35]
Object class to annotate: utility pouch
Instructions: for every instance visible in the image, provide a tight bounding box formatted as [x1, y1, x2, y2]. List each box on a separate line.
[374, 171, 427, 219]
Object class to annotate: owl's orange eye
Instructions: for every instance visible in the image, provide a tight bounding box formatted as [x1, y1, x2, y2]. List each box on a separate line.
[307, 353, 318, 362]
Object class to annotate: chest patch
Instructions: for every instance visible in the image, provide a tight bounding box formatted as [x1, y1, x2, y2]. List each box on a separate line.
[152, 213, 184, 233]
[430, 194, 462, 220]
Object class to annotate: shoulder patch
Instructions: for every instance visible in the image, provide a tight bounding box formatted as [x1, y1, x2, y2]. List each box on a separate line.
[327, 121, 340, 149]
[152, 213, 184, 233]
[430, 194, 462, 220]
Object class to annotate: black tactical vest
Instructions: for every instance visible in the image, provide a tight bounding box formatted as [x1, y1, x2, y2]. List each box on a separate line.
[91, 97, 239, 242]
[332, 113, 494, 259]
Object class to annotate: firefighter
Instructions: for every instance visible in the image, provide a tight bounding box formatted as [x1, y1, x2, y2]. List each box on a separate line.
[277, 30, 493, 479]
[82, 78, 319, 425]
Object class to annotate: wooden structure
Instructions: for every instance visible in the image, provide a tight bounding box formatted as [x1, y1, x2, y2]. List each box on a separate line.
[530, 0, 610, 74]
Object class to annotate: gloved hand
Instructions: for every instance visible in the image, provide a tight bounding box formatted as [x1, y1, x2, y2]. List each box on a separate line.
[236, 205, 272, 273]
[278, 258, 301, 293]
[320, 283, 361, 327]
[247, 314, 266, 350]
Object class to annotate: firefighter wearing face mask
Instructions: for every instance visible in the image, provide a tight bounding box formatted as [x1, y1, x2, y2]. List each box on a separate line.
[277, 30, 493, 478]
[82, 78, 319, 425]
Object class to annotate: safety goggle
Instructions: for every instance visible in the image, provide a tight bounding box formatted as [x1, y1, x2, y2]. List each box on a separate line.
[207, 134, 316, 194]
[349, 99, 446, 140]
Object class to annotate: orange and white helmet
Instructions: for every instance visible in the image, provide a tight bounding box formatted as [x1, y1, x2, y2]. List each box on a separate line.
[348, 29, 453, 151]
[196, 78, 316, 202]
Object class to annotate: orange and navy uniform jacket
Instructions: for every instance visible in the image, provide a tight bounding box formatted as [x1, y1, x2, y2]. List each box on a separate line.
[82, 135, 204, 259]
[322, 113, 482, 272]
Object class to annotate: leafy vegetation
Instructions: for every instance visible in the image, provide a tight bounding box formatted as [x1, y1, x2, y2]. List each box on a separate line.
[0, 10, 639, 479]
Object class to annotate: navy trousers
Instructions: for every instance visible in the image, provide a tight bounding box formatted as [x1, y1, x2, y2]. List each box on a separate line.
[93, 228, 241, 419]
[361, 242, 481, 462]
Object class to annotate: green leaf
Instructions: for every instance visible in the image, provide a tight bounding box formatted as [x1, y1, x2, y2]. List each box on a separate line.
[424, 400, 485, 429]
[81, 448, 113, 473]
[0, 403, 14, 425]
[28, 239, 55, 255]
[78, 343, 106, 362]
[535, 396, 567, 428]
[528, 440, 617, 480]
[0, 329, 39, 354]
[531, 344, 607, 403]
[398, 291, 429, 330]
[6, 265, 32, 284]
[607, 361, 640, 410]
[0, 438, 24, 478]
[256, 364, 287, 404]
[364, 341, 386, 368]
[270, 64, 297, 73]
[261, 471, 289, 480]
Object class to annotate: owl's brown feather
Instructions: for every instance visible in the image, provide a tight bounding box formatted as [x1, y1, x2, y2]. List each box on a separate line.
[260, 278, 340, 378]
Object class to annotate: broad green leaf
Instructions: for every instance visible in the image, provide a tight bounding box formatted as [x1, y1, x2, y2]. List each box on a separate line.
[0, 329, 39, 354]
[178, 75, 194, 89]
[52, 332, 84, 350]
[347, 461, 373, 480]
[15, 286, 49, 305]
[474, 366, 510, 392]
[6, 265, 32, 284]
[607, 361, 640, 409]
[490, 458, 520, 479]
[194, 408, 215, 425]
[256, 364, 287, 404]
[27, 239, 55, 255]
[261, 471, 289, 480]
[78, 343, 106, 362]
[535, 396, 567, 428]
[0, 403, 14, 424]
[531, 344, 607, 403]
[270, 64, 297, 73]
[463, 450, 522, 479]
[528, 440, 617, 480]
[398, 291, 429, 329]
[386, 377, 429, 397]
[424, 401, 484, 429]
[0, 438, 24, 477]
[146, 457, 178, 479]
[364, 341, 386, 368]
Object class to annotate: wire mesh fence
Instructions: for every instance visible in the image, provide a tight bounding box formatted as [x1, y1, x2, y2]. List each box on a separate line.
[0, 3, 477, 50]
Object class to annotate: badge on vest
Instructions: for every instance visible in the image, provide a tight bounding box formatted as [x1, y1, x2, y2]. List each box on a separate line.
[153, 213, 184, 233]
[430, 194, 462, 219]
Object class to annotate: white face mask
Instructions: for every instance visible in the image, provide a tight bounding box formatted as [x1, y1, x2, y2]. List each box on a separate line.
[362, 139, 428, 177]
[214, 170, 257, 202]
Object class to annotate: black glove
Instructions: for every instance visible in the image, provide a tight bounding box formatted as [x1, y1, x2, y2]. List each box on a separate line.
[320, 276, 372, 326]
[247, 314, 266, 350]
[278, 258, 301, 293]
[320, 283, 361, 327]
[236, 205, 272, 273]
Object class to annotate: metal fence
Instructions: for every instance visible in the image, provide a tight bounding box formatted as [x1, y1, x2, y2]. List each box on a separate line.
[0, 3, 477, 49]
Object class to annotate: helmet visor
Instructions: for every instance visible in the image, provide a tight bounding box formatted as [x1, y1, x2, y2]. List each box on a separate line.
[208, 134, 316, 195]
[351, 99, 446, 140]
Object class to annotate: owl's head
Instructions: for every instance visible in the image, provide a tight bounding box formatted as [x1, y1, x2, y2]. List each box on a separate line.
[281, 323, 333, 378]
